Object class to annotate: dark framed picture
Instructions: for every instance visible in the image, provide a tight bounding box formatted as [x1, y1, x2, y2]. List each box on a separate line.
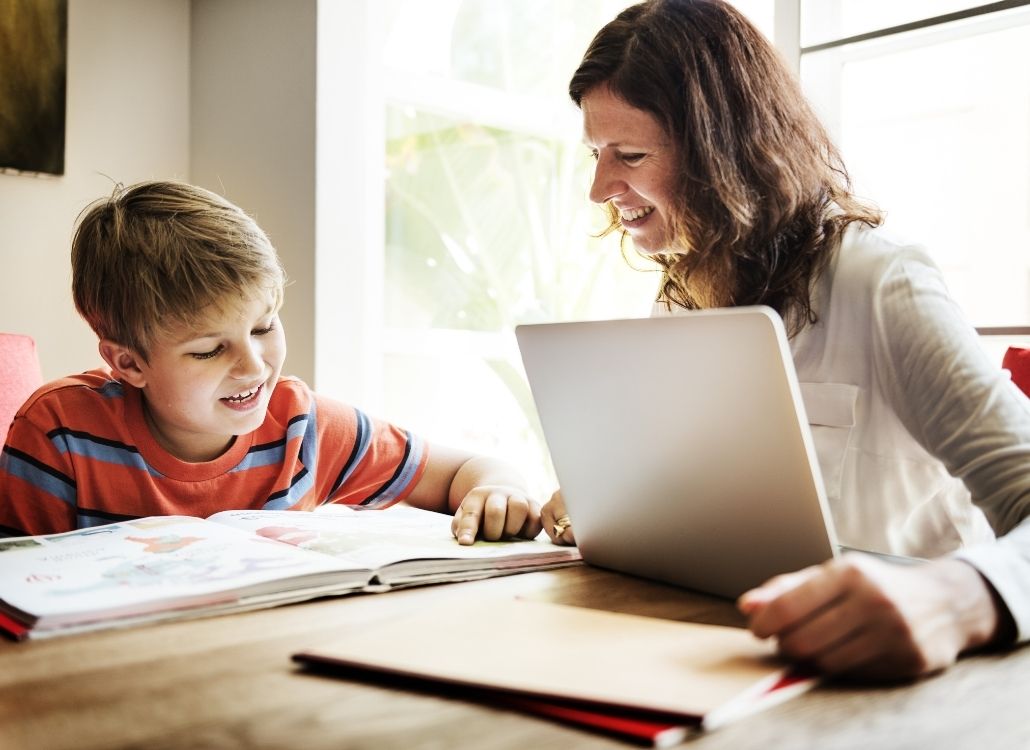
[0, 0, 68, 176]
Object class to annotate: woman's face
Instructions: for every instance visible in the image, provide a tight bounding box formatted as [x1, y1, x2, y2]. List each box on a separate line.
[581, 85, 680, 255]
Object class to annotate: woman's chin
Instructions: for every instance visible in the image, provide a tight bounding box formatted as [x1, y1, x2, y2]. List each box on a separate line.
[629, 238, 679, 257]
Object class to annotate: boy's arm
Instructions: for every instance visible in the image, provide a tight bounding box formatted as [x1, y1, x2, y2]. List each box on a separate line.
[404, 443, 542, 545]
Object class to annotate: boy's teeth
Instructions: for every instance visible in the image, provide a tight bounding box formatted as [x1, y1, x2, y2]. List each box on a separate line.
[225, 387, 258, 402]
[621, 206, 654, 221]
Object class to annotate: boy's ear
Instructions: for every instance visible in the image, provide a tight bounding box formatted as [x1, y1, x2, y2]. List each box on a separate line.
[98, 340, 148, 388]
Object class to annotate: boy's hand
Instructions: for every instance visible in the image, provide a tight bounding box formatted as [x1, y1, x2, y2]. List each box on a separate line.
[451, 486, 542, 545]
[542, 490, 576, 545]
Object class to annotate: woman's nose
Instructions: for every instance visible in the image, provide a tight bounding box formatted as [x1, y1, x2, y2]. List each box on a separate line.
[588, 155, 625, 205]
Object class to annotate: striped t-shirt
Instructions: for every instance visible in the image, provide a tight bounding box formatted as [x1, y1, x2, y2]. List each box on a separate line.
[0, 370, 427, 537]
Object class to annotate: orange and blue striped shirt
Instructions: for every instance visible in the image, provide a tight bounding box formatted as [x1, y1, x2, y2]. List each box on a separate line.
[0, 370, 427, 537]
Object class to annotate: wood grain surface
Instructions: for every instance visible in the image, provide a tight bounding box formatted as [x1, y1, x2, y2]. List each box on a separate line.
[2, 564, 1027, 750]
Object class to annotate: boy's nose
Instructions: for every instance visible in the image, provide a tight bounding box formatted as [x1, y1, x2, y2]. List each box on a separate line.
[231, 342, 264, 379]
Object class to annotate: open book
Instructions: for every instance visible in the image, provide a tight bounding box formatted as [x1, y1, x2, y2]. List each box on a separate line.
[293, 599, 816, 746]
[0, 505, 581, 640]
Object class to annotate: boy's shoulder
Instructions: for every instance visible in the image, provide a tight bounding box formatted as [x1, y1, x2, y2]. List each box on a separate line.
[262, 376, 318, 427]
[265, 376, 355, 422]
[262, 377, 367, 438]
[267, 375, 312, 411]
[21, 368, 125, 412]
[11, 368, 130, 440]
[269, 376, 359, 412]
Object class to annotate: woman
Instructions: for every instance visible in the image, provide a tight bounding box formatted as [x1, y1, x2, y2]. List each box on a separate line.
[542, 0, 1030, 679]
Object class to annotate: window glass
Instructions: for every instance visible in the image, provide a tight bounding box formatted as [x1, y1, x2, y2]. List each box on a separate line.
[383, 0, 631, 97]
[802, 11, 1030, 325]
[731, 0, 775, 39]
[801, 0, 994, 47]
[381, 0, 776, 494]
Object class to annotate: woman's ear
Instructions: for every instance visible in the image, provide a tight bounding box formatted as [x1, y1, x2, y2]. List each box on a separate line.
[99, 340, 147, 388]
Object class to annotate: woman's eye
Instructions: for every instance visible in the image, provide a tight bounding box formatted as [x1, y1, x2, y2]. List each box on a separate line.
[621, 153, 646, 164]
[588, 148, 599, 161]
[191, 345, 224, 361]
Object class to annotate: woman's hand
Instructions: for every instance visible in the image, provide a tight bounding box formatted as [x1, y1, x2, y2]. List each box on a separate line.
[541, 490, 576, 545]
[738, 554, 1007, 680]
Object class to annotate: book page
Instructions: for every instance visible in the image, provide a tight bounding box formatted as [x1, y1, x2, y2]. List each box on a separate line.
[207, 505, 579, 573]
[0, 516, 360, 627]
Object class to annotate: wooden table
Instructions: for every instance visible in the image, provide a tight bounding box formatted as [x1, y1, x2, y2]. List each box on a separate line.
[2, 564, 1028, 750]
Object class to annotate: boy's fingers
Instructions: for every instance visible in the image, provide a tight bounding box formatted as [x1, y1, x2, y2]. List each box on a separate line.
[452, 496, 485, 545]
[518, 500, 544, 539]
[481, 492, 508, 540]
[454, 489, 544, 544]
[501, 497, 543, 539]
[503, 498, 529, 538]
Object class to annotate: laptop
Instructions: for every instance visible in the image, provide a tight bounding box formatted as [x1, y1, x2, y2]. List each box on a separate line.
[515, 306, 840, 599]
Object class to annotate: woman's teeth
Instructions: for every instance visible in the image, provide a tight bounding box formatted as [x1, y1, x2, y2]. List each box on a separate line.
[621, 206, 655, 221]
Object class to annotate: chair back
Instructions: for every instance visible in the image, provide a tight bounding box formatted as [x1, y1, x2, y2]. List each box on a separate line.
[0, 333, 44, 446]
[1003, 346, 1030, 397]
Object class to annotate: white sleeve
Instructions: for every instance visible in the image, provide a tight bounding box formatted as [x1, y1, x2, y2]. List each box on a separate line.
[873, 247, 1030, 640]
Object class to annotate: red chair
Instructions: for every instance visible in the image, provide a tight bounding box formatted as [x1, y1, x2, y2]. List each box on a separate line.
[0, 333, 44, 446]
[1003, 347, 1030, 397]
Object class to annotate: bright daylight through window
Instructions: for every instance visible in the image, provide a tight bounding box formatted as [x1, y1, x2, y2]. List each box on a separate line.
[375, 1, 1029, 494]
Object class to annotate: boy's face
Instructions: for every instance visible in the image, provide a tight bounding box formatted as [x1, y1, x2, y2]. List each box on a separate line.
[132, 287, 286, 462]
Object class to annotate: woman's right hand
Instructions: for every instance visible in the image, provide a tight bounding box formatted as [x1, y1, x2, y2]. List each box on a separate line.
[541, 490, 576, 545]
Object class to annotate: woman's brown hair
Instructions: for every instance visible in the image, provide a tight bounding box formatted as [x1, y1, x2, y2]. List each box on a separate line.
[569, 0, 881, 333]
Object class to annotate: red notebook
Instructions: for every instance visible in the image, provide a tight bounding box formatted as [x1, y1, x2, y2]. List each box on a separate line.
[495, 670, 813, 747]
[292, 599, 816, 745]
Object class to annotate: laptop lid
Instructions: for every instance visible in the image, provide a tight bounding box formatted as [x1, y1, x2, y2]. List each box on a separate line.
[515, 306, 839, 599]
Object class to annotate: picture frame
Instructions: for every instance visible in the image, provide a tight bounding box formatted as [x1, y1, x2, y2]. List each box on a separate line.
[0, 0, 68, 176]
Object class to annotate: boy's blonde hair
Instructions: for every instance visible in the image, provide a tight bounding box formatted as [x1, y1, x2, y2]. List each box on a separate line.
[71, 180, 286, 359]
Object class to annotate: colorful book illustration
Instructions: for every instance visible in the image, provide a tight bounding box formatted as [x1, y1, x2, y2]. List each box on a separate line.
[0, 505, 581, 640]
[292, 599, 816, 746]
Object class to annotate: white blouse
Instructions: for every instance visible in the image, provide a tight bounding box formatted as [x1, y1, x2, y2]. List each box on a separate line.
[653, 224, 1030, 640]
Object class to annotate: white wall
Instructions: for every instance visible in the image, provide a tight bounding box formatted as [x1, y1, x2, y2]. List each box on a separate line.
[190, 0, 318, 386]
[0, 0, 191, 380]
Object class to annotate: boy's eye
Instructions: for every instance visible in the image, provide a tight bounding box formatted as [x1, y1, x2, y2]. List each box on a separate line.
[191, 345, 224, 361]
[252, 321, 276, 336]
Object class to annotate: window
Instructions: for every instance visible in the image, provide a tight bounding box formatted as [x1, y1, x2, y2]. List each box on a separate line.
[374, 1, 779, 495]
[379, 1, 659, 495]
[800, 1, 1030, 330]
[316, 1, 814, 495]
[316, 2, 1027, 502]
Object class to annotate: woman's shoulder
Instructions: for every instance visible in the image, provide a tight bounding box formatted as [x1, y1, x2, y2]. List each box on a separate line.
[832, 222, 941, 291]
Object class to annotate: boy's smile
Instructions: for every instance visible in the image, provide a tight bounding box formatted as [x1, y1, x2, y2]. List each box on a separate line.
[220, 383, 266, 411]
[111, 287, 287, 463]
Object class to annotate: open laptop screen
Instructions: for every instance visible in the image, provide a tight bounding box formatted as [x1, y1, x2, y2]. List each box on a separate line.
[516, 306, 839, 598]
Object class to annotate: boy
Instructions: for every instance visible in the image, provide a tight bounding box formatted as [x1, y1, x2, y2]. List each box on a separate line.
[0, 180, 541, 545]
